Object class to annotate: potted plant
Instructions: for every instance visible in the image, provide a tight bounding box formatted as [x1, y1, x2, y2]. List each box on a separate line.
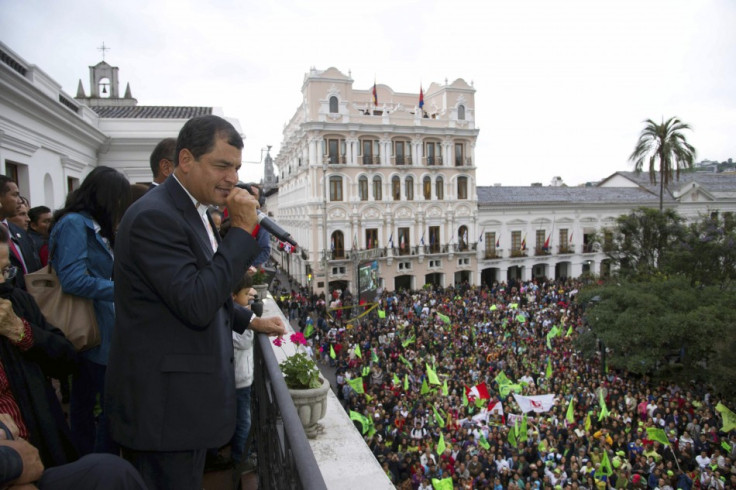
[273, 332, 330, 438]
[250, 267, 269, 300]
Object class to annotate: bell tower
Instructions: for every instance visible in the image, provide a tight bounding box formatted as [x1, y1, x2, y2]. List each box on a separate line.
[75, 43, 137, 107]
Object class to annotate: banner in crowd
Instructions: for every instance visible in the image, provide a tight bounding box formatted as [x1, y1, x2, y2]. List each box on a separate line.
[513, 393, 556, 413]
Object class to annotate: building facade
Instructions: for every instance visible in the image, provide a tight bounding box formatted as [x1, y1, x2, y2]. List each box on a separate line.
[0, 41, 236, 206]
[273, 68, 480, 295]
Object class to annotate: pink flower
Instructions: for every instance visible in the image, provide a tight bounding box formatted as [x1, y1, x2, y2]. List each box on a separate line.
[273, 337, 284, 347]
[290, 332, 307, 346]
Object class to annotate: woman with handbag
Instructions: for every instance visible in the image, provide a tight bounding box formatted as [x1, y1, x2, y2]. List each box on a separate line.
[49, 166, 131, 455]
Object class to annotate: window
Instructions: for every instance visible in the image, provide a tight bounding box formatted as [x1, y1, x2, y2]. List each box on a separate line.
[429, 226, 440, 253]
[536, 229, 547, 254]
[329, 96, 339, 113]
[559, 228, 570, 252]
[329, 176, 343, 201]
[458, 105, 465, 120]
[330, 231, 345, 259]
[455, 142, 464, 166]
[365, 229, 378, 249]
[393, 140, 411, 165]
[511, 231, 522, 253]
[392, 176, 401, 200]
[361, 139, 380, 165]
[423, 176, 431, 200]
[485, 232, 497, 258]
[425, 141, 441, 165]
[457, 176, 468, 199]
[405, 176, 414, 200]
[398, 227, 410, 255]
[358, 176, 368, 201]
[372, 176, 382, 200]
[436, 177, 444, 200]
[324, 138, 346, 164]
[458, 225, 469, 251]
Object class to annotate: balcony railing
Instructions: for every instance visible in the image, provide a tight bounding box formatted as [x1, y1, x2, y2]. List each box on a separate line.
[558, 245, 575, 254]
[252, 332, 327, 490]
[484, 249, 502, 259]
[425, 156, 443, 166]
[582, 243, 596, 254]
[393, 155, 412, 165]
[323, 155, 346, 164]
[534, 247, 551, 256]
[510, 249, 528, 258]
[361, 155, 380, 165]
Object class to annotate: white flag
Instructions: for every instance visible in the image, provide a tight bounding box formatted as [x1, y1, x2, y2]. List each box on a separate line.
[513, 394, 556, 413]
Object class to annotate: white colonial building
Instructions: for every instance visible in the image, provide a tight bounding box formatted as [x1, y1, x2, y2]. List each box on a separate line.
[0, 41, 238, 207]
[273, 67, 480, 295]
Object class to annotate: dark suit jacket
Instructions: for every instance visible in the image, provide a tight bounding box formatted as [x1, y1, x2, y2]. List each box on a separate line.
[105, 177, 259, 451]
[6, 221, 42, 289]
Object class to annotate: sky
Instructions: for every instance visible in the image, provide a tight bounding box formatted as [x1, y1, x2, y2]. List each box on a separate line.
[2, 0, 735, 186]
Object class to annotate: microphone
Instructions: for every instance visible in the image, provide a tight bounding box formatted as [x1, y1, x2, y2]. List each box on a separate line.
[235, 183, 298, 248]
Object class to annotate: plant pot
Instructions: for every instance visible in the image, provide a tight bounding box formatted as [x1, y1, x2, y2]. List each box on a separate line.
[288, 376, 329, 438]
[253, 284, 269, 300]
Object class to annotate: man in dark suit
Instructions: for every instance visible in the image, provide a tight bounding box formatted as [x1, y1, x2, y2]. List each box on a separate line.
[147, 137, 177, 190]
[105, 116, 285, 490]
[0, 176, 42, 288]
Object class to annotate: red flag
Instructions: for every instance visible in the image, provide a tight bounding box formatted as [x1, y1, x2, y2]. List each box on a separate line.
[372, 82, 378, 106]
[419, 85, 424, 109]
[465, 382, 490, 401]
[543, 235, 550, 251]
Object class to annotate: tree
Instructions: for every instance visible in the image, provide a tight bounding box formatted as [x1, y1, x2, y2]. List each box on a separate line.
[576, 277, 736, 400]
[607, 207, 686, 276]
[629, 117, 696, 211]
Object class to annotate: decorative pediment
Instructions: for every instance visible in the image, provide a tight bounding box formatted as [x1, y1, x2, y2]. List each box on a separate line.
[456, 205, 471, 217]
[427, 206, 443, 218]
[328, 208, 347, 219]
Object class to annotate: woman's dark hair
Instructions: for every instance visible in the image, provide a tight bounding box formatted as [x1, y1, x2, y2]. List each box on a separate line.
[52, 166, 131, 247]
[233, 272, 254, 295]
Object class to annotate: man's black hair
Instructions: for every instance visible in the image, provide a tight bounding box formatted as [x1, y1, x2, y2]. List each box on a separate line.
[175, 115, 243, 165]
[149, 138, 177, 178]
[28, 205, 51, 224]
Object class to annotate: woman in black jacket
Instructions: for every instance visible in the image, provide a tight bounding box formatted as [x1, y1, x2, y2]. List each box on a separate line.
[0, 225, 77, 468]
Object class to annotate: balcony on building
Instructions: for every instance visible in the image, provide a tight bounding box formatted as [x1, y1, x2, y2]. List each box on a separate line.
[425, 156, 443, 166]
[484, 248, 502, 259]
[558, 245, 575, 254]
[251, 295, 393, 489]
[510, 248, 528, 258]
[534, 246, 551, 256]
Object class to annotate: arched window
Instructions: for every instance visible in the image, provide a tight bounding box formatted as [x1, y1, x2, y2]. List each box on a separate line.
[423, 176, 431, 200]
[458, 105, 465, 120]
[457, 225, 469, 251]
[372, 176, 382, 200]
[329, 96, 339, 113]
[457, 176, 468, 200]
[392, 176, 401, 200]
[329, 176, 343, 201]
[331, 231, 345, 258]
[436, 176, 444, 200]
[358, 176, 368, 201]
[405, 176, 414, 200]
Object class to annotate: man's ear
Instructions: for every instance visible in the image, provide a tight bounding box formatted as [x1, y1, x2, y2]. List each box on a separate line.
[177, 148, 194, 173]
[160, 158, 174, 177]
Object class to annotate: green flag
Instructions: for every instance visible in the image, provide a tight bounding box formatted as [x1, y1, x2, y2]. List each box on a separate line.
[509, 303, 518, 309]
[362, 366, 371, 377]
[600, 450, 613, 476]
[462, 389, 468, 407]
[437, 312, 450, 325]
[646, 427, 670, 446]
[404, 374, 409, 391]
[442, 380, 449, 396]
[402, 334, 416, 348]
[432, 405, 445, 428]
[399, 354, 413, 368]
[566, 398, 575, 424]
[304, 323, 314, 338]
[519, 414, 528, 442]
[436, 432, 446, 455]
[565, 325, 573, 337]
[546, 334, 552, 350]
[546, 358, 552, 379]
[354, 344, 362, 358]
[347, 377, 364, 394]
[377, 309, 386, 319]
[329, 344, 336, 359]
[716, 402, 736, 433]
[490, 304, 498, 311]
[508, 421, 518, 448]
[598, 390, 610, 420]
[426, 364, 441, 385]
[475, 397, 484, 408]
[479, 434, 490, 450]
[516, 314, 526, 323]
[499, 383, 522, 399]
[421, 379, 430, 395]
[393, 374, 401, 386]
[431, 477, 453, 490]
[349, 410, 371, 434]
[722, 441, 732, 452]
[371, 350, 379, 363]
[585, 412, 592, 433]
[495, 371, 511, 386]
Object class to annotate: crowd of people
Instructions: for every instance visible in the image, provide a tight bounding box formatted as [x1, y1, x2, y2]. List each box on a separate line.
[285, 280, 735, 489]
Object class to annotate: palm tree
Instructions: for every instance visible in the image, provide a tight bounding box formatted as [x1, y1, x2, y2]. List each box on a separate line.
[629, 117, 696, 211]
